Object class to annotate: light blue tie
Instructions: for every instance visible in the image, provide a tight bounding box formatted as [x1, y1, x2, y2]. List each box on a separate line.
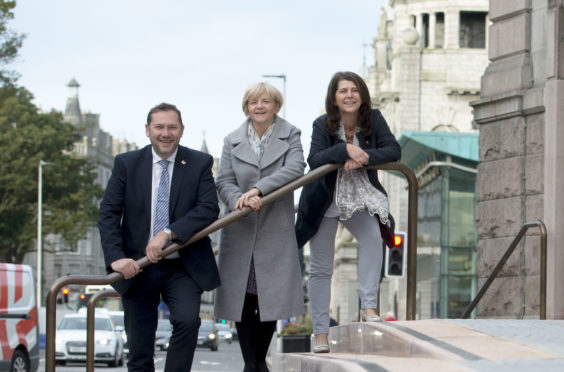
[153, 160, 169, 237]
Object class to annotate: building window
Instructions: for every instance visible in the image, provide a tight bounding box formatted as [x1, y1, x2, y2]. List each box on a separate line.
[54, 264, 62, 279]
[74, 240, 82, 255]
[435, 12, 444, 48]
[387, 42, 393, 70]
[459, 11, 487, 48]
[69, 264, 80, 275]
[54, 236, 62, 252]
[422, 13, 429, 48]
[84, 238, 92, 256]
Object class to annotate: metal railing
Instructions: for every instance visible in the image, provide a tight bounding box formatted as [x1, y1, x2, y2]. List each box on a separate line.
[45, 162, 418, 371]
[462, 220, 547, 319]
[85, 289, 120, 371]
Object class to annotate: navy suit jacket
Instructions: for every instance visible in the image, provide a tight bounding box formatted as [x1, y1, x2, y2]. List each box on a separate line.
[98, 145, 221, 294]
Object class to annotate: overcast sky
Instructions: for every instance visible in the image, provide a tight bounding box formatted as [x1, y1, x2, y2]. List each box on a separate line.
[12, 0, 386, 158]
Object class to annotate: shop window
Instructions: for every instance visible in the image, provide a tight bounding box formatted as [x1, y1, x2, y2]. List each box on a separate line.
[459, 11, 487, 48]
[447, 275, 474, 318]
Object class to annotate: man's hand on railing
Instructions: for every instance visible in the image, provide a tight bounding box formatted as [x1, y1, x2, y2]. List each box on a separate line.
[146, 232, 169, 263]
[110, 258, 141, 279]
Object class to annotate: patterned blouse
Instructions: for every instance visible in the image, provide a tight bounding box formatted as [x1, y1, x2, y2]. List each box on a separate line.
[325, 124, 390, 225]
[247, 119, 276, 158]
[245, 119, 276, 295]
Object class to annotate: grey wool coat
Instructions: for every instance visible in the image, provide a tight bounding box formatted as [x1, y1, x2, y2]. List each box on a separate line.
[214, 116, 306, 322]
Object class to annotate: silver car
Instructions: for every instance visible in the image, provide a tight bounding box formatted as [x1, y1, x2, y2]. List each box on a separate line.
[155, 319, 172, 351]
[55, 310, 125, 367]
[108, 310, 128, 357]
[215, 323, 233, 344]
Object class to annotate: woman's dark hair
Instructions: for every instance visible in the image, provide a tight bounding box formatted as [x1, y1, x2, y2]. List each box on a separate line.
[325, 71, 372, 136]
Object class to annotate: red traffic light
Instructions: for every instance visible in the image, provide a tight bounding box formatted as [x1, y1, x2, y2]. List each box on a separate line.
[62, 288, 70, 295]
[394, 235, 403, 246]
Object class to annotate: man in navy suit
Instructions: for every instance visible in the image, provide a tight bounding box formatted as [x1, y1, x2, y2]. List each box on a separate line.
[98, 103, 220, 371]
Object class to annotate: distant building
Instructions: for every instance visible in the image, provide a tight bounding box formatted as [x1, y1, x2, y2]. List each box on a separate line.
[369, 0, 488, 233]
[24, 79, 136, 305]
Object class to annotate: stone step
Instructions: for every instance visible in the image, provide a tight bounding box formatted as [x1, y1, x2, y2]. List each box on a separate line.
[272, 320, 564, 371]
[272, 352, 474, 372]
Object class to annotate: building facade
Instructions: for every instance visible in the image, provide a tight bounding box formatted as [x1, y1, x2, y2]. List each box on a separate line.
[369, 0, 488, 233]
[471, 0, 564, 319]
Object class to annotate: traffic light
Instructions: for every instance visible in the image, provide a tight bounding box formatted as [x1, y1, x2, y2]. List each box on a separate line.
[62, 287, 70, 304]
[385, 232, 406, 278]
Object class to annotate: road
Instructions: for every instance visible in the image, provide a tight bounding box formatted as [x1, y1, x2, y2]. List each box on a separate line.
[40, 341, 245, 371]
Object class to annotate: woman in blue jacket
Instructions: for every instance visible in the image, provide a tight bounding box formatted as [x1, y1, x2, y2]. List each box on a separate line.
[295, 71, 401, 353]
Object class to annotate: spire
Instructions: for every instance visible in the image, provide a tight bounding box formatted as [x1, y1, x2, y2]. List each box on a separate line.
[67, 78, 80, 96]
[200, 131, 209, 154]
[64, 78, 82, 126]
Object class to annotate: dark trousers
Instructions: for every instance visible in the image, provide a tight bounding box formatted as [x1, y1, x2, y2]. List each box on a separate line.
[123, 259, 202, 372]
[235, 293, 276, 372]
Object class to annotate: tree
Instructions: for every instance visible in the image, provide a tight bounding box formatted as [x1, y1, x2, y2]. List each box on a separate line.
[0, 1, 103, 263]
[0, 83, 103, 263]
[0, 0, 25, 83]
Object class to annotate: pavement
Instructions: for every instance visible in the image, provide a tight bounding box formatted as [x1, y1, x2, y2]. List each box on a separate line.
[272, 319, 564, 371]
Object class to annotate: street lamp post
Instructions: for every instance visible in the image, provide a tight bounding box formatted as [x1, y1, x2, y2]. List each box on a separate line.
[262, 74, 286, 118]
[37, 160, 53, 308]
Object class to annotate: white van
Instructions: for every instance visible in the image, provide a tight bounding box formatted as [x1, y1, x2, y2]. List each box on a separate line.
[0, 263, 39, 372]
[77, 284, 118, 309]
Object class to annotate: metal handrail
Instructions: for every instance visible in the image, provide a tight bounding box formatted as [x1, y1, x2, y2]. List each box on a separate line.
[45, 162, 418, 372]
[86, 289, 120, 371]
[462, 220, 547, 319]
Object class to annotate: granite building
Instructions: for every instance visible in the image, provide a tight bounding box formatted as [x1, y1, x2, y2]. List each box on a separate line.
[471, 0, 564, 319]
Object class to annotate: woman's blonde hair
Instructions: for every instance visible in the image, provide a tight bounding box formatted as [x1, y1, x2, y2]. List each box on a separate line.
[242, 82, 283, 116]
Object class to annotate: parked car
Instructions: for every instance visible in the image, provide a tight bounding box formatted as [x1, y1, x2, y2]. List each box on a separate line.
[197, 319, 218, 351]
[108, 310, 128, 357]
[55, 309, 124, 367]
[215, 323, 233, 344]
[0, 263, 39, 372]
[155, 319, 172, 351]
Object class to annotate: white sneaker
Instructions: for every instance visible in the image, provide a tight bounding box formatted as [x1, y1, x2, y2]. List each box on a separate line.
[361, 309, 382, 322]
[311, 334, 330, 353]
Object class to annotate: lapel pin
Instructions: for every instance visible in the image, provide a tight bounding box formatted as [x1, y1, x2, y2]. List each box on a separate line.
[181, 160, 186, 165]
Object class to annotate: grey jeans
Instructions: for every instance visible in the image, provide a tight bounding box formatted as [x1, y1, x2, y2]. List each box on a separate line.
[309, 211, 383, 335]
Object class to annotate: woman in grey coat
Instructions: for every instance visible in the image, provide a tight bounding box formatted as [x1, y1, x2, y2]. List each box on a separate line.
[214, 82, 305, 372]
